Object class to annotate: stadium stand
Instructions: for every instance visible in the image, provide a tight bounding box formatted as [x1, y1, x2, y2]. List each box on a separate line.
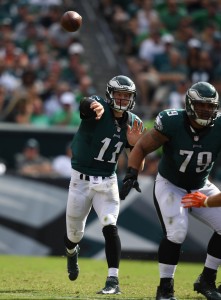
[1, 0, 221, 179]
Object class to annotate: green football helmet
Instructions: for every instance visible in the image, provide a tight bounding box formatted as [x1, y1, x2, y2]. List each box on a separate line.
[185, 82, 219, 126]
[106, 75, 136, 111]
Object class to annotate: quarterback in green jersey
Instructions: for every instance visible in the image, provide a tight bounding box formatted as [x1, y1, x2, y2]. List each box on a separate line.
[120, 82, 221, 300]
[64, 75, 144, 295]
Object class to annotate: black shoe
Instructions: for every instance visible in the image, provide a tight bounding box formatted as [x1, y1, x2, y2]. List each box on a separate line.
[194, 274, 221, 300]
[97, 276, 121, 294]
[156, 279, 177, 300]
[66, 245, 80, 281]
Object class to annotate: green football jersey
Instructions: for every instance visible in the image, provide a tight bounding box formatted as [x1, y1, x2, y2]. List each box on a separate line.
[155, 109, 221, 190]
[71, 96, 142, 177]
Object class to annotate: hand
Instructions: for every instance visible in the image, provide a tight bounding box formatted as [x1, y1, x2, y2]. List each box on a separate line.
[119, 167, 141, 200]
[127, 119, 146, 146]
[90, 101, 104, 120]
[181, 191, 208, 208]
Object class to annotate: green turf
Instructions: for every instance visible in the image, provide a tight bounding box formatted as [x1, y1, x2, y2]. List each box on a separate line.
[0, 255, 220, 299]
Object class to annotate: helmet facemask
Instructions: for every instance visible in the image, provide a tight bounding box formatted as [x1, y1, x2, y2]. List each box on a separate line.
[107, 89, 135, 112]
[187, 100, 219, 126]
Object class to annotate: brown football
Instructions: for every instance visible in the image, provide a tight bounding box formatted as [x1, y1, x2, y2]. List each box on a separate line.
[60, 11, 82, 32]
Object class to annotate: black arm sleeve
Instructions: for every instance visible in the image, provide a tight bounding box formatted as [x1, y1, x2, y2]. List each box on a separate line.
[79, 97, 97, 119]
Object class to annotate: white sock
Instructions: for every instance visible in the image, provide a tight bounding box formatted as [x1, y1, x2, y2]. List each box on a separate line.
[108, 268, 119, 277]
[205, 254, 221, 270]
[159, 263, 177, 278]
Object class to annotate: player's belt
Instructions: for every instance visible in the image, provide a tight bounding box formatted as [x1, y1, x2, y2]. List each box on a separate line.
[80, 174, 106, 181]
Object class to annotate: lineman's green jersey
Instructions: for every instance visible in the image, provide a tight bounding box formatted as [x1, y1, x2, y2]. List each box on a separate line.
[154, 109, 221, 190]
[71, 96, 142, 177]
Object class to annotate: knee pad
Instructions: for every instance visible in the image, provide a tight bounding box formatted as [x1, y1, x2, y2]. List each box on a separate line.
[103, 225, 118, 239]
[101, 213, 116, 227]
[66, 230, 83, 244]
[168, 229, 186, 244]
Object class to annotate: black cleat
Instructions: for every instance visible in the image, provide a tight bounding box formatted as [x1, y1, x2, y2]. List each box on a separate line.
[156, 279, 177, 300]
[97, 276, 121, 295]
[66, 245, 80, 281]
[194, 274, 221, 300]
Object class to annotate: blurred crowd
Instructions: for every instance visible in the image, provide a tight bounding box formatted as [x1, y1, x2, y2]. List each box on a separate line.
[1, 0, 221, 126]
[13, 137, 72, 178]
[99, 0, 221, 181]
[1, 0, 221, 181]
[0, 0, 96, 127]
[99, 0, 221, 120]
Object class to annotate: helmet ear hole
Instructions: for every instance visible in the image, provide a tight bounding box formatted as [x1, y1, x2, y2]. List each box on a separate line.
[106, 75, 136, 111]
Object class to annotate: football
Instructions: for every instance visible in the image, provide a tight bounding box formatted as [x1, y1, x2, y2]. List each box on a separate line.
[60, 11, 82, 32]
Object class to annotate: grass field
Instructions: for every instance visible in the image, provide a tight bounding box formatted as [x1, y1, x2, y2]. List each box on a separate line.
[0, 255, 220, 300]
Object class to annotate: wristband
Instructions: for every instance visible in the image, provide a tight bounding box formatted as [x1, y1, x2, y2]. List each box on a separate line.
[204, 197, 209, 207]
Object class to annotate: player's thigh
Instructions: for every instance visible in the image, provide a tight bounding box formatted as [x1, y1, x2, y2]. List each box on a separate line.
[67, 173, 92, 220]
[93, 177, 120, 227]
[154, 174, 188, 242]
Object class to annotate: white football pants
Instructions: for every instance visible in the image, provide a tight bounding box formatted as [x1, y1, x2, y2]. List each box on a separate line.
[154, 173, 221, 244]
[66, 169, 120, 244]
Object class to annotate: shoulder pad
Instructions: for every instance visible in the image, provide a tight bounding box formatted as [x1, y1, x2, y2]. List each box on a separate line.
[160, 109, 180, 117]
[216, 112, 221, 119]
[127, 112, 144, 132]
[154, 109, 184, 135]
[128, 112, 143, 125]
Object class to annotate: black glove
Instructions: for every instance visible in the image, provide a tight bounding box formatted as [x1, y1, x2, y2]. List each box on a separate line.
[119, 167, 141, 200]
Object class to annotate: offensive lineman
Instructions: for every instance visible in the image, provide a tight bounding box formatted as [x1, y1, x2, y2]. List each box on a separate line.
[64, 75, 144, 294]
[120, 82, 221, 300]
